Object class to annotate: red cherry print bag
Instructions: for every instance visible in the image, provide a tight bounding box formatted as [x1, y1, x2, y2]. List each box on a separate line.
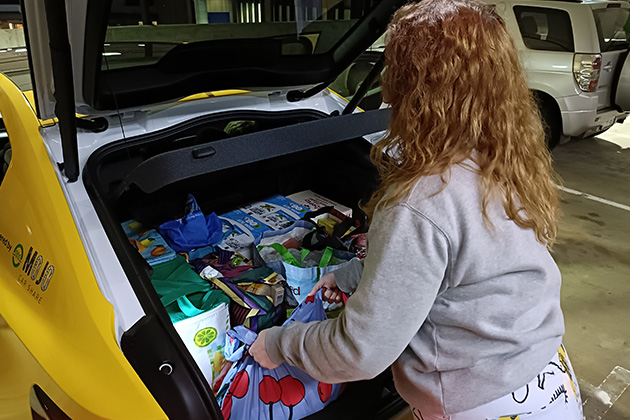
[217, 290, 341, 420]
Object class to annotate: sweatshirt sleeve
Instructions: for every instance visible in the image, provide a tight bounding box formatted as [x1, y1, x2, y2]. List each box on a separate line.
[264, 203, 450, 383]
[331, 257, 364, 294]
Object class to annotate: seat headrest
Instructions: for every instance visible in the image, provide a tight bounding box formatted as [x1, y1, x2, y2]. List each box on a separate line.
[520, 16, 539, 38]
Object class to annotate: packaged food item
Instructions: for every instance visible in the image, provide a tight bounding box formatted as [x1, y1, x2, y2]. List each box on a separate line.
[121, 220, 176, 265]
[287, 190, 353, 218]
[240, 194, 309, 230]
[236, 282, 285, 307]
[349, 233, 368, 259]
[218, 195, 308, 255]
[219, 209, 272, 255]
[316, 217, 339, 235]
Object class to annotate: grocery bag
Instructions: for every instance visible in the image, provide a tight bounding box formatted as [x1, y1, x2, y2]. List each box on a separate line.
[255, 222, 355, 305]
[208, 268, 284, 332]
[299, 206, 365, 252]
[173, 301, 231, 392]
[150, 256, 232, 391]
[217, 291, 341, 420]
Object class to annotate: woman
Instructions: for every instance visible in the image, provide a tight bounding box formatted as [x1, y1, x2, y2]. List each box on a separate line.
[249, 0, 582, 418]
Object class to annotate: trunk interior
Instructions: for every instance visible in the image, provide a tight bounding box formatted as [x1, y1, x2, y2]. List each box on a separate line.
[83, 109, 406, 419]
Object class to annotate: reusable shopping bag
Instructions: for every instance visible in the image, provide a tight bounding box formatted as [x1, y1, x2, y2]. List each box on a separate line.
[191, 247, 255, 279]
[150, 256, 232, 391]
[299, 206, 366, 252]
[157, 194, 225, 253]
[217, 290, 341, 420]
[173, 301, 231, 392]
[255, 221, 355, 305]
[207, 267, 284, 332]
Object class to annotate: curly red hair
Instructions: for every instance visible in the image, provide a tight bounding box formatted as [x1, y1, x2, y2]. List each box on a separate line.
[363, 0, 561, 246]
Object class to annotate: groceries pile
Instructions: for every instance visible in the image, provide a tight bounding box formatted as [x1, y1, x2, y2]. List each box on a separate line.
[121, 191, 367, 419]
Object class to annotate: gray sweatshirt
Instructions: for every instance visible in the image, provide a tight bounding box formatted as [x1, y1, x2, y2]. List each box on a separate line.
[265, 162, 564, 415]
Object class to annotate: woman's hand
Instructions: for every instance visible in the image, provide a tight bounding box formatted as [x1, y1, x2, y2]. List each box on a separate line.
[308, 272, 343, 304]
[249, 329, 280, 370]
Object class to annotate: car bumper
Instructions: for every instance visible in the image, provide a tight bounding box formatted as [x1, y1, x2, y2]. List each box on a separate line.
[561, 94, 629, 137]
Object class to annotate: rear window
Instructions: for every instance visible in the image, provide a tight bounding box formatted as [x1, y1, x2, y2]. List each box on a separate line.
[514, 6, 574, 52]
[593, 7, 630, 52]
[103, 0, 378, 70]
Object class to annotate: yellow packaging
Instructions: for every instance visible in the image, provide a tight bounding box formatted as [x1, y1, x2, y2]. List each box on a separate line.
[238, 282, 285, 306]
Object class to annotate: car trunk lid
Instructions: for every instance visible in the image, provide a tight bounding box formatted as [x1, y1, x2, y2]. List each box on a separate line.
[21, 0, 403, 182]
[22, 0, 403, 120]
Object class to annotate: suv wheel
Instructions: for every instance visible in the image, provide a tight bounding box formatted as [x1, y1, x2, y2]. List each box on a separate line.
[536, 95, 562, 150]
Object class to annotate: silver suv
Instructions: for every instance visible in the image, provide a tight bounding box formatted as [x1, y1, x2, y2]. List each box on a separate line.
[490, 0, 630, 148]
[332, 0, 630, 149]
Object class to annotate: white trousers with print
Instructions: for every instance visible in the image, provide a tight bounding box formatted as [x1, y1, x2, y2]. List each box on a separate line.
[412, 345, 582, 420]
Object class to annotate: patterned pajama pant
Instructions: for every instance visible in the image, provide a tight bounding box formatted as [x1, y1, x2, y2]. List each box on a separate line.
[412, 345, 583, 420]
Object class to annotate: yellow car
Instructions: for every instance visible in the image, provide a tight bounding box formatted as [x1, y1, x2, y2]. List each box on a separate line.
[0, 0, 404, 419]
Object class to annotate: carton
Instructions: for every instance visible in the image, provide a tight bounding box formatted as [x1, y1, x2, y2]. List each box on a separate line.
[121, 220, 176, 265]
[237, 282, 285, 306]
[287, 190, 353, 218]
[241, 194, 309, 229]
[218, 209, 272, 254]
[218, 195, 308, 254]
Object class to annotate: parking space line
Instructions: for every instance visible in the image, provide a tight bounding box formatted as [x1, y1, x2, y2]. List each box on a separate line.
[557, 186, 630, 213]
[580, 366, 630, 420]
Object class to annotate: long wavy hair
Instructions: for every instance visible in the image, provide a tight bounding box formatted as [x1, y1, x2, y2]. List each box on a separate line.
[363, 0, 561, 247]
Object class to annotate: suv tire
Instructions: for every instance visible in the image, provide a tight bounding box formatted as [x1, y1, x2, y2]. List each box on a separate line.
[536, 95, 561, 150]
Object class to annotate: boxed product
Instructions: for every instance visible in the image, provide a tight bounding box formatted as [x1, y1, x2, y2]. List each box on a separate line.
[121, 220, 176, 265]
[241, 194, 309, 229]
[236, 282, 285, 307]
[287, 190, 353, 218]
[218, 209, 272, 254]
[218, 195, 308, 254]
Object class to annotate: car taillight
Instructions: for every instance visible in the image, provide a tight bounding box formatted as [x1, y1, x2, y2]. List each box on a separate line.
[573, 54, 601, 92]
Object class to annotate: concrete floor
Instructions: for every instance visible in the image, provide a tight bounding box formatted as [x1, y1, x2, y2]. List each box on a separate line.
[392, 120, 630, 420]
[553, 121, 630, 420]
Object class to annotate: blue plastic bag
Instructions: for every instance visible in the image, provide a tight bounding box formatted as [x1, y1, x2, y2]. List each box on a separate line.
[217, 290, 341, 420]
[158, 194, 225, 253]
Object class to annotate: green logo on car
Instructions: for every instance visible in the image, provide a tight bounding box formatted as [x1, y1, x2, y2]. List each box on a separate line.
[12, 244, 23, 267]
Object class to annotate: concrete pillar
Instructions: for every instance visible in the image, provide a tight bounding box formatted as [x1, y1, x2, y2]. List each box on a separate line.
[194, 0, 209, 24]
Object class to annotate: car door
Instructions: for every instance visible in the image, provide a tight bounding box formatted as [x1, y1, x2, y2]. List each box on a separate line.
[591, 3, 630, 111]
[0, 72, 166, 419]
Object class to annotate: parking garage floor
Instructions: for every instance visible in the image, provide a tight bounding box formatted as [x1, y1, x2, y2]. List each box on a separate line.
[393, 120, 630, 420]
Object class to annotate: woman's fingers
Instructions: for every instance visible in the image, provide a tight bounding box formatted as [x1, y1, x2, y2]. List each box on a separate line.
[307, 279, 326, 297]
[309, 273, 342, 302]
[250, 330, 279, 370]
[323, 288, 342, 303]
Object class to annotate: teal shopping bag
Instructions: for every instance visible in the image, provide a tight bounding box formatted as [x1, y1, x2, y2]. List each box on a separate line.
[254, 221, 354, 305]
